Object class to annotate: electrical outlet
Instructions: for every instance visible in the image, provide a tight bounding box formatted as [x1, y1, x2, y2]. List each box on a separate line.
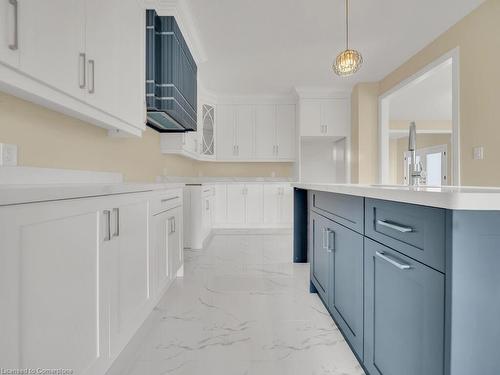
[0, 143, 18, 166]
[473, 146, 484, 160]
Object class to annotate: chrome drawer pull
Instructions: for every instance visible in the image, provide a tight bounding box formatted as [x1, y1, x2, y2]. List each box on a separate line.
[8, 0, 18, 50]
[326, 229, 335, 253]
[377, 219, 413, 233]
[376, 251, 411, 270]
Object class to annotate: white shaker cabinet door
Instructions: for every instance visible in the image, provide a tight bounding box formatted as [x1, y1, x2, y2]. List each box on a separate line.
[0, 0, 20, 67]
[108, 198, 150, 358]
[245, 184, 264, 225]
[18, 0, 85, 98]
[263, 184, 280, 225]
[0, 199, 108, 374]
[322, 98, 349, 137]
[254, 104, 276, 160]
[214, 184, 227, 225]
[169, 206, 183, 276]
[276, 104, 296, 160]
[300, 100, 322, 136]
[216, 105, 237, 160]
[235, 105, 254, 159]
[279, 185, 293, 226]
[114, 0, 145, 128]
[84, 0, 119, 117]
[226, 184, 246, 225]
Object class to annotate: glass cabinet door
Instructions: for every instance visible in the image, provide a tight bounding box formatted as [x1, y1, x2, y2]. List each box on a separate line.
[202, 104, 215, 156]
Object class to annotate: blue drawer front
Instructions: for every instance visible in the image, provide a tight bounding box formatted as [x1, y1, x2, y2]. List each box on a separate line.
[365, 198, 446, 272]
[309, 191, 364, 234]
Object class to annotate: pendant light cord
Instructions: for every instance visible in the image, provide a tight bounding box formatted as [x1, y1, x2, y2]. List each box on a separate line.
[345, 0, 349, 50]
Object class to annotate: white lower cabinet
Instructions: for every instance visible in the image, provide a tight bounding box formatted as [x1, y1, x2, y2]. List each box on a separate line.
[183, 185, 214, 250]
[215, 183, 293, 228]
[0, 188, 183, 375]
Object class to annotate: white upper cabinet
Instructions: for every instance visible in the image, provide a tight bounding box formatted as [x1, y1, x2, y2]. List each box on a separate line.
[300, 98, 349, 137]
[217, 103, 296, 162]
[254, 104, 277, 160]
[276, 104, 296, 160]
[0, 0, 145, 136]
[235, 105, 254, 159]
[216, 105, 237, 160]
[18, 0, 85, 99]
[0, 0, 20, 67]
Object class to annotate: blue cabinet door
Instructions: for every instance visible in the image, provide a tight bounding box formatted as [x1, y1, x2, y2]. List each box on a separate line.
[310, 211, 332, 306]
[364, 239, 445, 375]
[330, 221, 364, 359]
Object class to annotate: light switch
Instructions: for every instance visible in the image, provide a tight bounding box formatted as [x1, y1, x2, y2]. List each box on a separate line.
[473, 146, 484, 160]
[0, 143, 18, 166]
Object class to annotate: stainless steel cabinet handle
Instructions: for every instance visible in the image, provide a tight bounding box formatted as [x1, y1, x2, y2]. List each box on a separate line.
[79, 53, 86, 89]
[103, 210, 111, 241]
[322, 228, 328, 249]
[206, 199, 209, 210]
[112, 208, 120, 238]
[327, 229, 335, 253]
[276, 145, 279, 155]
[172, 217, 176, 233]
[376, 251, 411, 270]
[8, 0, 18, 50]
[88, 59, 95, 94]
[236, 145, 239, 156]
[376, 219, 413, 233]
[168, 217, 174, 234]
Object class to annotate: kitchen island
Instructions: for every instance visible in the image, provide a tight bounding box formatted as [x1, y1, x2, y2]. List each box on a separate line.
[293, 183, 500, 375]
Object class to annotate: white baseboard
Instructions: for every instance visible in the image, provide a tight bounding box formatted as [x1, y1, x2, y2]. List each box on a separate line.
[212, 227, 292, 235]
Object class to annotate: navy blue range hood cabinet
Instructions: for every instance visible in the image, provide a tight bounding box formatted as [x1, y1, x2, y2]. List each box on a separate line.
[146, 10, 197, 132]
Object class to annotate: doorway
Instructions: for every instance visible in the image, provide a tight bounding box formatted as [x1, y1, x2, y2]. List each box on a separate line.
[379, 49, 460, 186]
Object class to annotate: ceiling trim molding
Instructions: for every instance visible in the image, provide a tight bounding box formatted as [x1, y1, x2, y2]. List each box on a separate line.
[143, 0, 208, 65]
[293, 87, 351, 99]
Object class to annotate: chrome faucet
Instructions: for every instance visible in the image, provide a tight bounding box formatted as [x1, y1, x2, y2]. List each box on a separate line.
[408, 122, 425, 186]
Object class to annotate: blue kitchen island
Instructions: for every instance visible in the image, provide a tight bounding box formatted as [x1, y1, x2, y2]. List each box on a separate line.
[293, 183, 500, 375]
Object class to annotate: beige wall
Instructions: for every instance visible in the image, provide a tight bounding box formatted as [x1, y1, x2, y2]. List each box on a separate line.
[0, 93, 293, 182]
[379, 0, 500, 186]
[351, 82, 379, 184]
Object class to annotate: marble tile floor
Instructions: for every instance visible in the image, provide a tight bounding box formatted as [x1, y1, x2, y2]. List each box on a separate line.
[125, 233, 364, 375]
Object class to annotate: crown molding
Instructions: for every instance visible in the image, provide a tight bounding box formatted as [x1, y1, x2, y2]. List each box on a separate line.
[293, 86, 351, 99]
[142, 0, 208, 65]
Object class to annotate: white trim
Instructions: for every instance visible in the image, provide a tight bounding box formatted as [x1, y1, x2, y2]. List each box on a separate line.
[294, 87, 351, 99]
[378, 48, 460, 185]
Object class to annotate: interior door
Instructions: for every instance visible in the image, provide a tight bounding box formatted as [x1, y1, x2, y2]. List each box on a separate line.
[330, 221, 364, 358]
[364, 238, 445, 375]
[254, 104, 276, 160]
[235, 105, 254, 159]
[276, 105, 295, 160]
[226, 184, 245, 225]
[0, 0, 20, 67]
[216, 105, 237, 160]
[18, 0, 85, 98]
[245, 184, 264, 225]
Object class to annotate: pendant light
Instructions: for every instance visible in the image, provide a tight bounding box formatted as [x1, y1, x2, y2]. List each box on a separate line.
[333, 0, 363, 76]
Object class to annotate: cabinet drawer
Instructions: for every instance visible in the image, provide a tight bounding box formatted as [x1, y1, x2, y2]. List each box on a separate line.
[309, 191, 364, 233]
[365, 198, 446, 272]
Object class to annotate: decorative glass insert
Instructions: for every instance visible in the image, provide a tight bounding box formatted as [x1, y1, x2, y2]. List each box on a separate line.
[202, 104, 215, 155]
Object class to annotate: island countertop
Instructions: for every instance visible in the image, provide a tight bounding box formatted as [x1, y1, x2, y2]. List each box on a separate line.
[292, 183, 500, 210]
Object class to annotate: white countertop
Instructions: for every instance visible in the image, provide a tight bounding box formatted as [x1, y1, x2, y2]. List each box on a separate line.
[293, 183, 500, 210]
[161, 176, 292, 184]
[0, 183, 185, 207]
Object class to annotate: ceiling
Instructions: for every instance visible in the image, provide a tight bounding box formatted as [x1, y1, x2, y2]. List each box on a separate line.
[389, 61, 452, 121]
[186, 0, 484, 95]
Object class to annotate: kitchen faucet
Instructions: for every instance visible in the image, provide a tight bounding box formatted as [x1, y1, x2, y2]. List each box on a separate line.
[408, 122, 425, 186]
